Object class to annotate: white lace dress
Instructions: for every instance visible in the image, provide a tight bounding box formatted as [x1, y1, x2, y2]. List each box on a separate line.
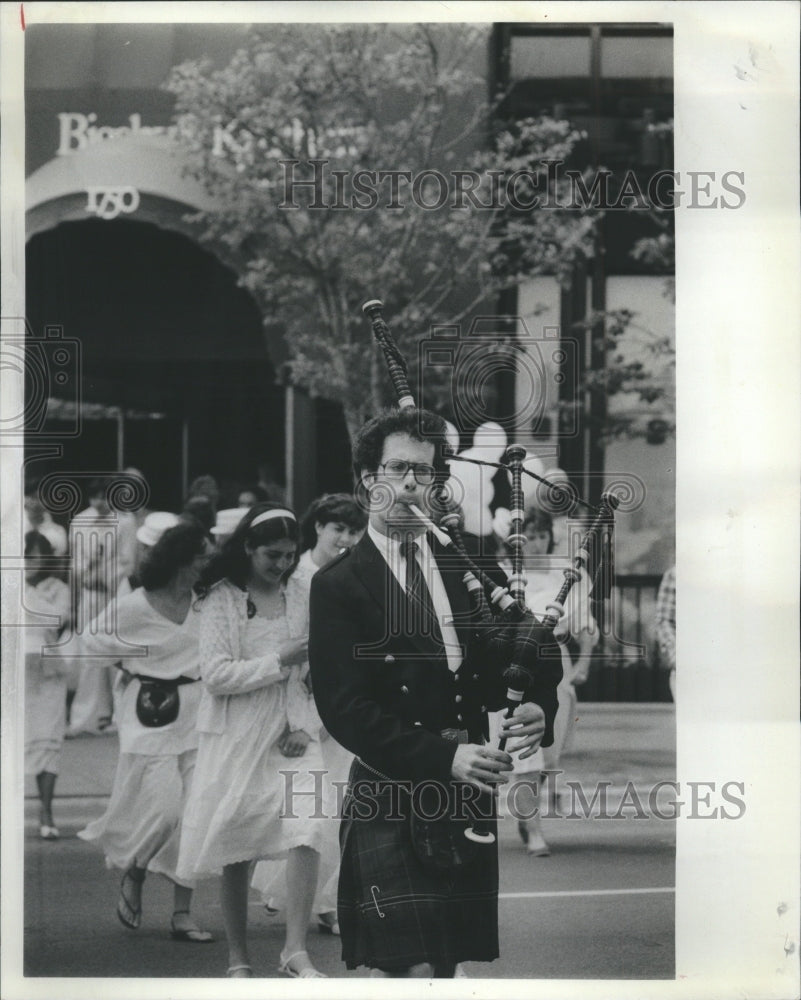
[251, 551, 345, 912]
[176, 580, 326, 880]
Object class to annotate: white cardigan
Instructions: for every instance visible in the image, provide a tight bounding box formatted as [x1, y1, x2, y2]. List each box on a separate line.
[195, 576, 319, 736]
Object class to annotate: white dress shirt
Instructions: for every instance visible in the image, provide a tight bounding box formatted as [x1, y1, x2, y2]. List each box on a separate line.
[367, 523, 462, 672]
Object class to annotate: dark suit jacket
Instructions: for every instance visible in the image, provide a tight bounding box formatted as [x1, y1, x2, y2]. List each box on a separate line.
[309, 530, 561, 787]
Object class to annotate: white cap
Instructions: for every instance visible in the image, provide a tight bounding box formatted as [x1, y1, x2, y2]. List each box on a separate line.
[211, 507, 250, 537]
[136, 511, 180, 548]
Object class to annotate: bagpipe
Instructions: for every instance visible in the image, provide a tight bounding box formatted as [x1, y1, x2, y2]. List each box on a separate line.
[362, 299, 619, 844]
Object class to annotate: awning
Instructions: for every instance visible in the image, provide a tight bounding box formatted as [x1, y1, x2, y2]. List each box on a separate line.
[26, 134, 216, 215]
[45, 397, 167, 421]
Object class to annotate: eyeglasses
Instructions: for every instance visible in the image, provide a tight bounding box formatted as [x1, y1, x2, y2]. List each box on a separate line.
[378, 459, 437, 485]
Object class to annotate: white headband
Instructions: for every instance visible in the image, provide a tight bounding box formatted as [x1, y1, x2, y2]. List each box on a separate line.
[249, 509, 296, 530]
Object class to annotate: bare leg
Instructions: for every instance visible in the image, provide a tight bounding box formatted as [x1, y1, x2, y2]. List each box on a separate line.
[173, 883, 193, 916]
[36, 771, 57, 828]
[122, 863, 146, 913]
[170, 884, 213, 941]
[281, 846, 321, 973]
[221, 861, 251, 970]
[513, 777, 550, 856]
[117, 862, 146, 929]
[543, 678, 577, 774]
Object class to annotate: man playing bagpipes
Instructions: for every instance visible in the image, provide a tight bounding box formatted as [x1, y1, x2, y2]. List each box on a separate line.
[308, 403, 561, 977]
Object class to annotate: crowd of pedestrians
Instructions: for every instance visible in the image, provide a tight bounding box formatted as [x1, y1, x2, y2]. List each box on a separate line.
[23, 473, 368, 977]
[22, 459, 671, 977]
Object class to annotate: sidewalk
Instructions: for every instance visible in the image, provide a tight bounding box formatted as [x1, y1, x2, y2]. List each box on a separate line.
[24, 702, 676, 825]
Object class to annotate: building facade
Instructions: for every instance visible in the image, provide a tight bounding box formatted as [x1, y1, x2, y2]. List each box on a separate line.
[24, 21, 675, 695]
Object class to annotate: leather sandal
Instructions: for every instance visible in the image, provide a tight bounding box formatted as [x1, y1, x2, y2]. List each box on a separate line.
[278, 950, 327, 978]
[226, 964, 253, 978]
[170, 910, 214, 943]
[117, 866, 146, 930]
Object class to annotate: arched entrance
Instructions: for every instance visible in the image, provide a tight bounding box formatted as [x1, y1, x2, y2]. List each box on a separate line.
[25, 217, 283, 510]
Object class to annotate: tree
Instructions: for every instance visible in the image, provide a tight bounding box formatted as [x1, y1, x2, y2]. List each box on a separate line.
[165, 23, 596, 442]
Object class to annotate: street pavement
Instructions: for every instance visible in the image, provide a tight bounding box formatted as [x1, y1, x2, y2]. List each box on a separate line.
[19, 703, 676, 980]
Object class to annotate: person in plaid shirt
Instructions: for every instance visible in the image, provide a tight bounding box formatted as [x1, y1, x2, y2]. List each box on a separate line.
[655, 565, 676, 700]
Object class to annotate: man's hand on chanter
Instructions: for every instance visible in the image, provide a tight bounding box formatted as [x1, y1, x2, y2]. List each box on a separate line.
[451, 744, 513, 795]
[500, 701, 547, 760]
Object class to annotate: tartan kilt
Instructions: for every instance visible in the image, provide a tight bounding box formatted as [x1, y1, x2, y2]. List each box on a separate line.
[337, 762, 499, 971]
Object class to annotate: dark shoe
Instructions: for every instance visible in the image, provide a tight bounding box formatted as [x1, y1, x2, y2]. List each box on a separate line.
[117, 866, 145, 930]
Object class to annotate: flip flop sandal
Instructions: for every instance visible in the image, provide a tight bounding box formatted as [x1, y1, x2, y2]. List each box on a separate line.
[170, 910, 214, 943]
[117, 867, 146, 930]
[278, 950, 327, 978]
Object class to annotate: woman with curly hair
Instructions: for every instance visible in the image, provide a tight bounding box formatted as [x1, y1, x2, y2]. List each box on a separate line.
[77, 521, 213, 942]
[175, 503, 327, 979]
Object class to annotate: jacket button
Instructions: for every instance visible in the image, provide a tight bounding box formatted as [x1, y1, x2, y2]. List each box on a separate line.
[472, 674, 479, 681]
[384, 655, 395, 664]
[456, 714, 463, 722]
[453, 673, 459, 682]
[401, 685, 409, 695]
[455, 694, 462, 703]
[480, 705, 487, 713]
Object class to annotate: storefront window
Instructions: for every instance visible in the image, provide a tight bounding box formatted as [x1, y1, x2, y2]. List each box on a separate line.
[601, 35, 673, 78]
[510, 33, 591, 79]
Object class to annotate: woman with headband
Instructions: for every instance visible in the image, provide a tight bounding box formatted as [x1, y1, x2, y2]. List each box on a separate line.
[252, 493, 367, 935]
[175, 503, 327, 979]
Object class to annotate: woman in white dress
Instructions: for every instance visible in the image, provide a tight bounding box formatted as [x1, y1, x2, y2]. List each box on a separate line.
[77, 521, 213, 942]
[251, 494, 366, 935]
[175, 503, 327, 979]
[491, 508, 596, 856]
[24, 531, 71, 839]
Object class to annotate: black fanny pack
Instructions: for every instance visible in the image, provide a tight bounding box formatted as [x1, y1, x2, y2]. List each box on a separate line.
[135, 674, 198, 728]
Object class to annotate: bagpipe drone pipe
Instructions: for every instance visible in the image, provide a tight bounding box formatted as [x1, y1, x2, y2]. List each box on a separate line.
[362, 298, 619, 844]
